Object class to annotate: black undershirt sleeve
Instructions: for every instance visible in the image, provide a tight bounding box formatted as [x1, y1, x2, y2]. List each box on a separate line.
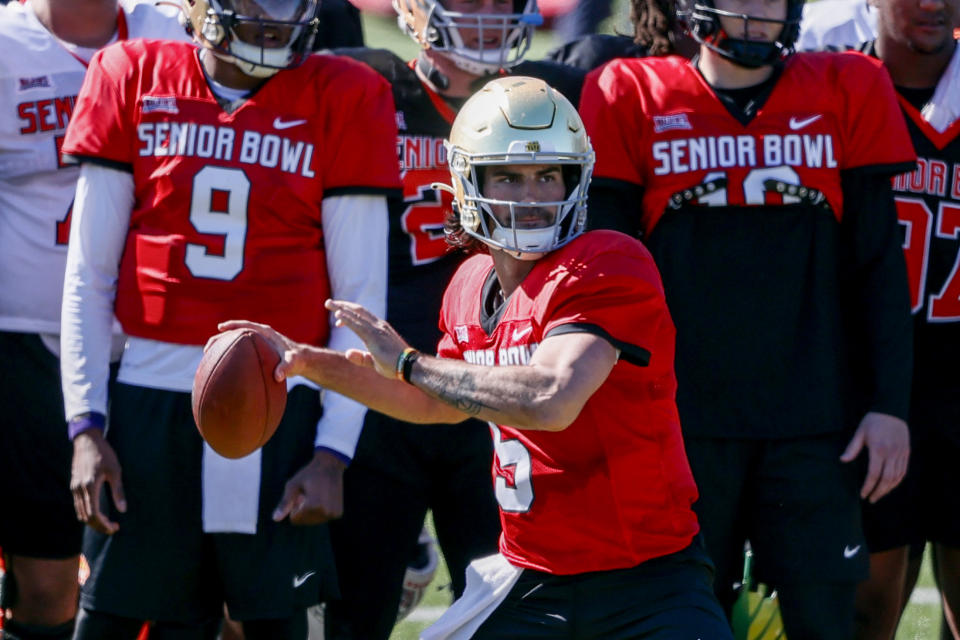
[544, 323, 651, 367]
[840, 169, 913, 421]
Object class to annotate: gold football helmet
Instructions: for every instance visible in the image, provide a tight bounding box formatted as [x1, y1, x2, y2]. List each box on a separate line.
[393, 0, 542, 74]
[182, 0, 320, 78]
[437, 77, 594, 259]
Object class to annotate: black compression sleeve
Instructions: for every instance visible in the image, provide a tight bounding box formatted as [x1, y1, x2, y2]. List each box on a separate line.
[586, 178, 645, 237]
[840, 169, 913, 421]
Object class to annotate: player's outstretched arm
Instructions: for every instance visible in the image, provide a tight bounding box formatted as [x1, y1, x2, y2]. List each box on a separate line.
[326, 300, 620, 431]
[215, 320, 466, 425]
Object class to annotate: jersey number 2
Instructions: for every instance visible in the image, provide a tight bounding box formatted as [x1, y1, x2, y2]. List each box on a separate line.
[185, 166, 250, 280]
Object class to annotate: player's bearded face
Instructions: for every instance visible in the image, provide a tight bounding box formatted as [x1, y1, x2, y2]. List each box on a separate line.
[441, 0, 516, 49]
[224, 0, 313, 48]
[482, 164, 564, 229]
[876, 0, 959, 54]
[714, 0, 787, 42]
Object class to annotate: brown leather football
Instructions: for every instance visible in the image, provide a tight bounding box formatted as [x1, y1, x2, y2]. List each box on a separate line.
[192, 329, 287, 459]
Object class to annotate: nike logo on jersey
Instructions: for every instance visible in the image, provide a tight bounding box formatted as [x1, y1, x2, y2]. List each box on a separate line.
[274, 117, 308, 130]
[511, 326, 533, 341]
[843, 545, 861, 559]
[789, 115, 822, 130]
[293, 570, 316, 587]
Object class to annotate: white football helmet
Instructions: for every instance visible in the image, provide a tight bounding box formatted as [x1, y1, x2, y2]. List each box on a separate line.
[438, 76, 594, 259]
[182, 0, 320, 78]
[394, 0, 543, 74]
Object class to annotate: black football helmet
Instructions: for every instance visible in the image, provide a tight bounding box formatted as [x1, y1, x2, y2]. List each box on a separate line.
[183, 0, 321, 78]
[675, 0, 804, 68]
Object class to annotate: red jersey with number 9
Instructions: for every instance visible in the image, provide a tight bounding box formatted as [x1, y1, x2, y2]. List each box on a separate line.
[436, 231, 700, 575]
[62, 39, 400, 346]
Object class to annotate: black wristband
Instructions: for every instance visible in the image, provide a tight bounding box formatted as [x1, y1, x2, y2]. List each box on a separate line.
[400, 349, 420, 383]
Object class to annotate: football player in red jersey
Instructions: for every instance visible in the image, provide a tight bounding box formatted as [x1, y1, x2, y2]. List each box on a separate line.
[0, 1, 186, 639]
[852, 0, 960, 636]
[220, 76, 734, 639]
[581, 0, 915, 638]
[324, 1, 586, 637]
[57, 0, 400, 637]
[579, 0, 916, 636]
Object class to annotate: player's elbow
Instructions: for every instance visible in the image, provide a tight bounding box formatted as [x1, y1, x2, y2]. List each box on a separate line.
[522, 394, 583, 432]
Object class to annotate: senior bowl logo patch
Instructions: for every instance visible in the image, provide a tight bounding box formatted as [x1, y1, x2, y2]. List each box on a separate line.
[455, 325, 469, 343]
[653, 113, 692, 133]
[18, 76, 51, 92]
[141, 96, 179, 114]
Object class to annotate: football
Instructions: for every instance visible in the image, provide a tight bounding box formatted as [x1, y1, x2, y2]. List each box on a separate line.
[192, 329, 287, 459]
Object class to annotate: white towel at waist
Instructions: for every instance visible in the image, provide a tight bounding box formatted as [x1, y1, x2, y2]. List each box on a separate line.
[420, 553, 522, 640]
[201, 444, 261, 534]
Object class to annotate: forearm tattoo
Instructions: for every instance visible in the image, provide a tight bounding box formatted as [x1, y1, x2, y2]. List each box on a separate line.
[424, 368, 496, 417]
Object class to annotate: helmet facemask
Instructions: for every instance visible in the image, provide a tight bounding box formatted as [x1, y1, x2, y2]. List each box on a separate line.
[676, 0, 803, 68]
[186, 0, 320, 78]
[446, 137, 592, 260]
[394, 0, 543, 74]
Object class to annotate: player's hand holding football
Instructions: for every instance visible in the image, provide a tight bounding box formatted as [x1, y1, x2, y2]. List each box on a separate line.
[216, 320, 308, 383]
[324, 299, 409, 379]
[71, 428, 127, 535]
[272, 449, 345, 525]
[840, 411, 910, 503]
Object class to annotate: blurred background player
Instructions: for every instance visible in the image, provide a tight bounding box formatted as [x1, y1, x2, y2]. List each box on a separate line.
[58, 0, 400, 637]
[0, 1, 185, 639]
[797, 0, 877, 50]
[322, 2, 585, 638]
[580, 0, 916, 636]
[312, 0, 364, 48]
[221, 74, 734, 640]
[853, 0, 960, 636]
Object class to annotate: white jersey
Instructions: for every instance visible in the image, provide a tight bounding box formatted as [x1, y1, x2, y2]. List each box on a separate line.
[0, 0, 190, 337]
[797, 0, 877, 51]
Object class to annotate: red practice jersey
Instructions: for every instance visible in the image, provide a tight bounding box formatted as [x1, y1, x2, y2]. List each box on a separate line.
[437, 231, 700, 575]
[62, 40, 400, 346]
[581, 52, 916, 440]
[581, 52, 915, 232]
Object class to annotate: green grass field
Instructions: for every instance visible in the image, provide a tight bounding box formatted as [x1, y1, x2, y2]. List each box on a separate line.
[361, 7, 947, 639]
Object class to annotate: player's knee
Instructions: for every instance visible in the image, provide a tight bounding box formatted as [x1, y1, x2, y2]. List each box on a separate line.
[855, 576, 902, 618]
[5, 557, 79, 625]
[0, 618, 74, 640]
